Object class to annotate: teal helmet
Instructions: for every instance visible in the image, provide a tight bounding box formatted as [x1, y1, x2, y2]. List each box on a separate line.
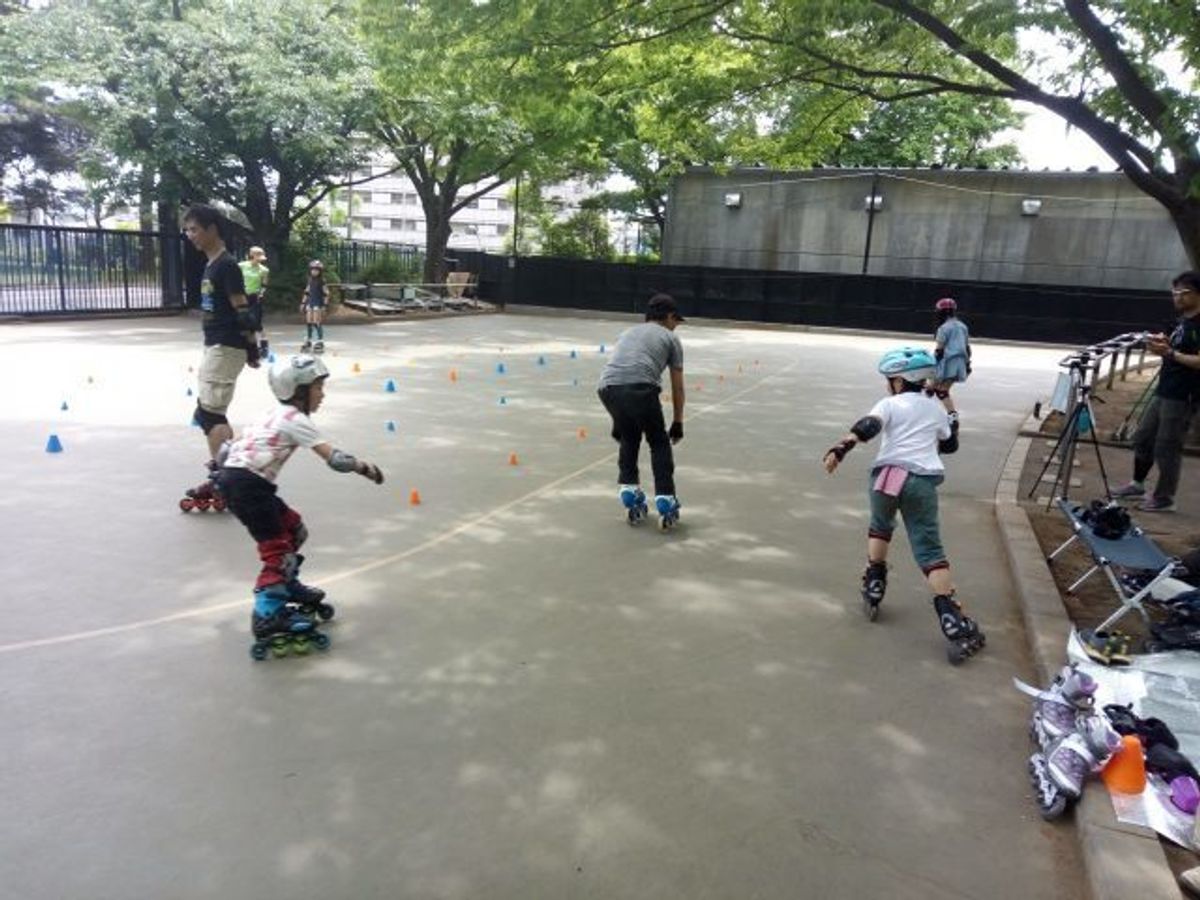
[878, 347, 937, 383]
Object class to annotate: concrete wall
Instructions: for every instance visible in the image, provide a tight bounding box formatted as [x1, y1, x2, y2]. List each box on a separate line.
[663, 168, 1189, 290]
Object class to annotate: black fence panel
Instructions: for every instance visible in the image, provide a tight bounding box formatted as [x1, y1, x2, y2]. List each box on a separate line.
[0, 223, 184, 315]
[462, 252, 1169, 345]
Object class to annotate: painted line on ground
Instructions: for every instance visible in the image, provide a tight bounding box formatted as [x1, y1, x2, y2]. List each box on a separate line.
[0, 363, 796, 655]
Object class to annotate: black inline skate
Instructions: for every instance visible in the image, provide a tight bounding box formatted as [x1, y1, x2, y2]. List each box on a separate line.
[933, 593, 985, 664]
[250, 592, 330, 661]
[861, 561, 887, 621]
[287, 554, 334, 621]
[180, 459, 226, 513]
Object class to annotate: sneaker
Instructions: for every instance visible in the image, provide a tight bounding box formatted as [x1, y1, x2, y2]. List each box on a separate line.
[1111, 481, 1145, 499]
[1139, 496, 1176, 513]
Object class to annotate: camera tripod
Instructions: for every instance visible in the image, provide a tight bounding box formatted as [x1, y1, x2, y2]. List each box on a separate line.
[1029, 358, 1111, 506]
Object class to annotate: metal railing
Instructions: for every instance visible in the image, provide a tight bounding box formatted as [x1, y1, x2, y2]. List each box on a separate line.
[0, 223, 183, 315]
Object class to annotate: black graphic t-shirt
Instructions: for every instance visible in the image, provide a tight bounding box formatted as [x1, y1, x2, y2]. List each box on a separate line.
[1157, 315, 1200, 401]
[201, 251, 246, 349]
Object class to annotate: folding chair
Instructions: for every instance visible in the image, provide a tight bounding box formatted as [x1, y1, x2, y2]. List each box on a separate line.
[1047, 499, 1179, 633]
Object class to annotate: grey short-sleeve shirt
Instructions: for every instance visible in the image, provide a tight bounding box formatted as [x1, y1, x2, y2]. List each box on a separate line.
[597, 322, 683, 389]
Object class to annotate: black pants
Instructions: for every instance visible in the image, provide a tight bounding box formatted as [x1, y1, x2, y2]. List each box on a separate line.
[598, 384, 675, 496]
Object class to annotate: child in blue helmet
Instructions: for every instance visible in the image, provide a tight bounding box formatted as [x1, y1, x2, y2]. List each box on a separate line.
[822, 347, 984, 664]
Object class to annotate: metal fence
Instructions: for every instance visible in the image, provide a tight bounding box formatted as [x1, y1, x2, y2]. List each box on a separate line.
[0, 223, 183, 315]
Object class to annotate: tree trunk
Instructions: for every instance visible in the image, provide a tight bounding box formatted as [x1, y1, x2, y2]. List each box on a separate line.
[1170, 201, 1200, 270]
[423, 213, 452, 286]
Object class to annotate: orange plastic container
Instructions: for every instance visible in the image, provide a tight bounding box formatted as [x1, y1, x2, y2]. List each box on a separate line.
[1101, 735, 1147, 794]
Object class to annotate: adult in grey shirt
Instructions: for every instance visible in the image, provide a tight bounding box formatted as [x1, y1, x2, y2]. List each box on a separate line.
[597, 293, 686, 526]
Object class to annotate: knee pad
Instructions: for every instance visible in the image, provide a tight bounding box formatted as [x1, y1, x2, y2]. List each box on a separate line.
[291, 521, 308, 551]
[193, 404, 229, 435]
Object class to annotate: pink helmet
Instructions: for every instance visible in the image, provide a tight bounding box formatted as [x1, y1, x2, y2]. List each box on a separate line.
[935, 297, 957, 311]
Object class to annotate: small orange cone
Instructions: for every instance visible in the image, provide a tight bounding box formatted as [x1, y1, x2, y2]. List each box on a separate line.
[577, 427, 587, 440]
[449, 368, 458, 382]
[352, 362, 362, 373]
[718, 374, 725, 383]
[508, 452, 519, 466]
[408, 488, 422, 506]
[737, 364, 743, 374]
[1101, 735, 1147, 794]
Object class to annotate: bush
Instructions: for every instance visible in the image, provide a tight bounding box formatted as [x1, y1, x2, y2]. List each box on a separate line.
[355, 254, 417, 284]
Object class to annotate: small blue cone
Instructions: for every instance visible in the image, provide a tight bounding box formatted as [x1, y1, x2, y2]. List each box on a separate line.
[385, 379, 397, 393]
[499, 396, 507, 405]
[386, 420, 397, 432]
[572, 378, 579, 387]
[599, 344, 606, 353]
[570, 349, 577, 359]
[45, 434, 63, 453]
[268, 353, 276, 363]
[537, 355, 546, 366]
[496, 362, 506, 374]
[60, 401, 68, 411]
[186, 387, 193, 397]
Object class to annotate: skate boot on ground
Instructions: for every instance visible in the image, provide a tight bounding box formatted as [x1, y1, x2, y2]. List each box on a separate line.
[620, 484, 648, 525]
[250, 585, 329, 661]
[259, 338, 270, 360]
[861, 561, 888, 621]
[180, 459, 226, 512]
[301, 339, 313, 352]
[286, 554, 334, 621]
[1019, 663, 1097, 747]
[654, 494, 681, 532]
[933, 593, 985, 664]
[1029, 712, 1121, 820]
[312, 340, 324, 354]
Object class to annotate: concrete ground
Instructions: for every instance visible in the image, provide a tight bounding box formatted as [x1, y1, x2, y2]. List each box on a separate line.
[0, 312, 1084, 900]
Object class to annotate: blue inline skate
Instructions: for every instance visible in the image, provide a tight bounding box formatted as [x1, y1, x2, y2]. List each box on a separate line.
[286, 554, 334, 621]
[620, 484, 648, 525]
[249, 585, 330, 661]
[655, 494, 681, 532]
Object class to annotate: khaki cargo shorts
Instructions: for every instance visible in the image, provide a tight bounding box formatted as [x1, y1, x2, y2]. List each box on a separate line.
[197, 345, 246, 414]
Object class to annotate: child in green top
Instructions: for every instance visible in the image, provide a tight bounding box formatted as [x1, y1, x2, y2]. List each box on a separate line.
[238, 247, 270, 362]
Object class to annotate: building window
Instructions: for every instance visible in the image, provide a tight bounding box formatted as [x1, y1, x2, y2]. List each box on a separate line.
[392, 192, 418, 205]
[354, 168, 373, 180]
[354, 191, 372, 203]
[390, 218, 418, 231]
[465, 199, 479, 209]
[352, 217, 372, 230]
[495, 223, 511, 236]
[459, 224, 479, 236]
[496, 198, 512, 211]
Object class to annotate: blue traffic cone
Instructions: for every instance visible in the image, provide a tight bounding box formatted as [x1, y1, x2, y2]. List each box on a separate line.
[186, 387, 193, 397]
[60, 401, 68, 411]
[268, 352, 276, 363]
[385, 379, 397, 393]
[599, 344, 606, 353]
[570, 349, 577, 359]
[496, 362, 506, 374]
[45, 434, 63, 453]
[499, 396, 507, 405]
[572, 378, 579, 387]
[386, 420, 397, 432]
[537, 355, 546, 366]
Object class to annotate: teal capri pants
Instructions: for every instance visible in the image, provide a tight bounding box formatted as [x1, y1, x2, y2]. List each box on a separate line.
[867, 469, 948, 574]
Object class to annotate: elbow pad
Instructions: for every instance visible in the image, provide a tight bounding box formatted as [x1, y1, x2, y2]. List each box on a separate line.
[850, 416, 882, 442]
[328, 449, 358, 473]
[938, 421, 960, 455]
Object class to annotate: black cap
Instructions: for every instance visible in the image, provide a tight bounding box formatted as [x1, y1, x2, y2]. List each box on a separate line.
[647, 293, 685, 321]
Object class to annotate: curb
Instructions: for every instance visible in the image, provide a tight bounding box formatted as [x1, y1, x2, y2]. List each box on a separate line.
[996, 429, 1183, 899]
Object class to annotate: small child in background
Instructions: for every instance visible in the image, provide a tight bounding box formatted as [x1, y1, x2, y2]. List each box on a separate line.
[238, 246, 270, 361]
[300, 260, 329, 353]
[823, 347, 984, 664]
[933, 297, 971, 420]
[219, 354, 384, 659]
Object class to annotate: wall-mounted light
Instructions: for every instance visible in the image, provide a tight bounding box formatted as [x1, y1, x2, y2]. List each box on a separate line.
[1021, 198, 1042, 216]
[863, 193, 883, 212]
[723, 192, 742, 209]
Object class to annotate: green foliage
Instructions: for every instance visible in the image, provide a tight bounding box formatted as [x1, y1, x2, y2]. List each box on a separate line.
[542, 209, 614, 261]
[354, 254, 418, 285]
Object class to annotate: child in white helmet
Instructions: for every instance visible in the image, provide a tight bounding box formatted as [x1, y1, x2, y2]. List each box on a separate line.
[823, 347, 984, 664]
[219, 353, 384, 659]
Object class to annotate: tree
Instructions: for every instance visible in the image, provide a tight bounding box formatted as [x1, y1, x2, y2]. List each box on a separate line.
[13, 0, 378, 260]
[543, 208, 615, 260]
[360, 0, 604, 285]
[523, 0, 1200, 265]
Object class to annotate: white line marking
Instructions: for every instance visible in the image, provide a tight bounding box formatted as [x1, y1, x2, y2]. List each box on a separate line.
[0, 364, 795, 655]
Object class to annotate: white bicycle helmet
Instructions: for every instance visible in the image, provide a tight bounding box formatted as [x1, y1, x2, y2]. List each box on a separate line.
[269, 354, 329, 402]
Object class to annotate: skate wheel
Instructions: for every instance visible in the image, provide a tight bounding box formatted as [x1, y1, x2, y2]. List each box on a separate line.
[317, 603, 335, 621]
[863, 598, 880, 622]
[291, 636, 312, 655]
[212, 498, 226, 512]
[1039, 795, 1069, 821]
[195, 498, 211, 512]
[250, 642, 268, 661]
[947, 644, 967, 665]
[270, 636, 290, 658]
[312, 632, 331, 651]
[180, 498, 195, 512]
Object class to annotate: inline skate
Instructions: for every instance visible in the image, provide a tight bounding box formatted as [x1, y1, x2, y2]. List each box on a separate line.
[287, 554, 334, 621]
[933, 593, 985, 664]
[249, 586, 330, 661]
[1013, 663, 1097, 746]
[180, 460, 226, 512]
[861, 561, 887, 621]
[312, 340, 324, 354]
[655, 494, 681, 532]
[1028, 712, 1121, 820]
[620, 485, 648, 525]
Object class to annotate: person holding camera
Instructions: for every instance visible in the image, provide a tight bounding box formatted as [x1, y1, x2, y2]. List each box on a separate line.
[1113, 271, 1200, 513]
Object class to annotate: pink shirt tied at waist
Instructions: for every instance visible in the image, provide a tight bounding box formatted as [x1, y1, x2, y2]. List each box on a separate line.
[873, 465, 910, 497]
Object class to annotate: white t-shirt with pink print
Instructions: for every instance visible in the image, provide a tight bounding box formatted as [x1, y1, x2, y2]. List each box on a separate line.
[224, 404, 323, 483]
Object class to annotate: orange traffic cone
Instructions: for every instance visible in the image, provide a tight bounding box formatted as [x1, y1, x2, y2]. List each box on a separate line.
[577, 427, 587, 440]
[408, 488, 422, 506]
[450, 368, 459, 382]
[1101, 735, 1147, 794]
[508, 452, 519, 466]
[352, 362, 362, 374]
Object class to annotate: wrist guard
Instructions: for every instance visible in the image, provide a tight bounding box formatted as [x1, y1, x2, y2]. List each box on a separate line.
[850, 416, 882, 442]
[827, 438, 856, 462]
[328, 449, 358, 473]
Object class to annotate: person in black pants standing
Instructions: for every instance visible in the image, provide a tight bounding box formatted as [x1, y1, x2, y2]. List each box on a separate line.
[598, 293, 686, 529]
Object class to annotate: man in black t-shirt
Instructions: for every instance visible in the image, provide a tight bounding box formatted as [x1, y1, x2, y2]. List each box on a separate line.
[1113, 271, 1200, 512]
[181, 204, 253, 506]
